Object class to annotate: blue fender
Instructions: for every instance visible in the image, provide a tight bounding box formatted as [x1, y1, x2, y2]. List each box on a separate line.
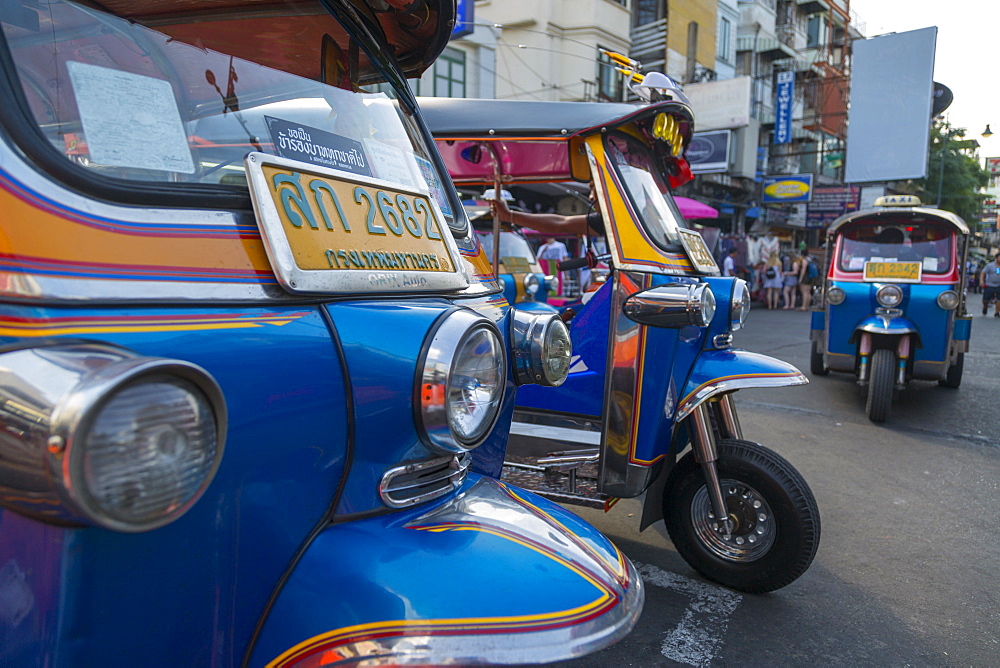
[675, 349, 808, 422]
[251, 474, 642, 667]
[513, 299, 560, 315]
[852, 313, 920, 343]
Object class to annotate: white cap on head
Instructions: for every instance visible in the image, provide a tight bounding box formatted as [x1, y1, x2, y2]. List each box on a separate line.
[483, 188, 514, 201]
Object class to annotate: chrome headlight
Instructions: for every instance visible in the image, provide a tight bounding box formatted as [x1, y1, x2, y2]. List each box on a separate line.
[936, 290, 959, 310]
[522, 273, 541, 301]
[730, 279, 751, 331]
[0, 343, 226, 533]
[419, 309, 506, 453]
[827, 286, 846, 305]
[876, 284, 904, 308]
[622, 282, 716, 328]
[510, 309, 572, 387]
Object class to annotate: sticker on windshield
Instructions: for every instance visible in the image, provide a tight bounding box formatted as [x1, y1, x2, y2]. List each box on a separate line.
[413, 155, 453, 218]
[364, 139, 418, 188]
[67, 62, 195, 174]
[265, 116, 372, 176]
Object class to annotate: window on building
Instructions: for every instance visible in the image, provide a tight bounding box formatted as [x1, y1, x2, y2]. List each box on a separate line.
[433, 47, 466, 97]
[807, 15, 826, 49]
[717, 17, 732, 62]
[597, 48, 624, 101]
[633, 0, 664, 27]
[736, 51, 752, 76]
[686, 21, 698, 83]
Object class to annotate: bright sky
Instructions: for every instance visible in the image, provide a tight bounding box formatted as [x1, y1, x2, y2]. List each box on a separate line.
[850, 0, 1000, 161]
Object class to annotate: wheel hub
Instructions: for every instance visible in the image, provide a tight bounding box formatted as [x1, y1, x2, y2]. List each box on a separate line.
[692, 480, 776, 562]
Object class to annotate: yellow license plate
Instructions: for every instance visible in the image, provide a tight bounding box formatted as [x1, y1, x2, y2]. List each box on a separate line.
[863, 261, 921, 282]
[501, 256, 532, 273]
[246, 153, 467, 294]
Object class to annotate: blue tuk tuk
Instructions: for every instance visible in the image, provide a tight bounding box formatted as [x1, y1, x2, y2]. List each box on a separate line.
[0, 1, 643, 665]
[809, 195, 972, 422]
[424, 88, 821, 594]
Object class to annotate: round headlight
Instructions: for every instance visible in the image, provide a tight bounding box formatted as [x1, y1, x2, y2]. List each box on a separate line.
[699, 284, 717, 326]
[827, 286, 846, 305]
[419, 310, 506, 453]
[936, 290, 959, 310]
[510, 310, 572, 386]
[522, 273, 541, 300]
[876, 284, 904, 308]
[730, 279, 751, 331]
[78, 377, 221, 530]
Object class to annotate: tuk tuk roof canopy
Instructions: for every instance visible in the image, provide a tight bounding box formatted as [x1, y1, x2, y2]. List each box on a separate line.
[103, 0, 454, 82]
[827, 207, 969, 236]
[421, 97, 695, 186]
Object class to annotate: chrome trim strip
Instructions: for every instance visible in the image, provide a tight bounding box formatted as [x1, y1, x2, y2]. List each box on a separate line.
[509, 421, 602, 446]
[379, 453, 471, 509]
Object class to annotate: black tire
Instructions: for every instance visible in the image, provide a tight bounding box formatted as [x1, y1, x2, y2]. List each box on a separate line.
[663, 439, 820, 594]
[939, 352, 964, 388]
[810, 341, 829, 376]
[865, 348, 894, 423]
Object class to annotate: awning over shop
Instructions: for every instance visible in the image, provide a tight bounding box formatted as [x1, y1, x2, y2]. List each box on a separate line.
[675, 196, 719, 220]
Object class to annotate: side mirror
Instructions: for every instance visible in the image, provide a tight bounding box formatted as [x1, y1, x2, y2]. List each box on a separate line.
[460, 144, 482, 164]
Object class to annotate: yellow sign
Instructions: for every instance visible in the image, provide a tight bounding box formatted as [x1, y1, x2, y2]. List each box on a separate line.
[261, 165, 452, 273]
[764, 180, 810, 199]
[500, 256, 531, 273]
[863, 261, 921, 282]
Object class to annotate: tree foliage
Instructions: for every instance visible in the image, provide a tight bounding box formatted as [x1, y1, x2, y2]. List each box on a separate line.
[915, 121, 989, 223]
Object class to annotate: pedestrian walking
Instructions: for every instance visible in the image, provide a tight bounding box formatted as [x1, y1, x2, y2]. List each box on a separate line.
[762, 252, 784, 309]
[982, 252, 1000, 317]
[723, 248, 738, 277]
[797, 250, 817, 311]
[782, 253, 800, 309]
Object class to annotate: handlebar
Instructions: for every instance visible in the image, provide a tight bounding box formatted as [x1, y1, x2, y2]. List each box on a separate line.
[557, 254, 611, 271]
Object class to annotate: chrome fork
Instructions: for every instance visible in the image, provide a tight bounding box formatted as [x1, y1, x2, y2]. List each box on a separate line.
[688, 394, 743, 536]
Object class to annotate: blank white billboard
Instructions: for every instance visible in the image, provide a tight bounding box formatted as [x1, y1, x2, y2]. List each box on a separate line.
[844, 27, 937, 184]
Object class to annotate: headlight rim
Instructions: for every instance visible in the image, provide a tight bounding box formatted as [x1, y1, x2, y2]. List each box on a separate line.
[936, 289, 959, 310]
[876, 283, 905, 308]
[416, 308, 507, 455]
[51, 357, 228, 533]
[729, 278, 751, 331]
[510, 309, 572, 387]
[522, 273, 541, 301]
[827, 285, 846, 305]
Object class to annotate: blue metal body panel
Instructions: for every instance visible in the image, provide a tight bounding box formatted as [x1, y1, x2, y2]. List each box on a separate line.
[0, 305, 347, 667]
[324, 300, 514, 511]
[824, 282, 953, 364]
[515, 281, 612, 417]
[251, 475, 642, 666]
[499, 273, 551, 305]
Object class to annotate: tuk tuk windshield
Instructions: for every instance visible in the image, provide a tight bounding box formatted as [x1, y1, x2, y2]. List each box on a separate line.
[837, 223, 954, 274]
[475, 230, 539, 265]
[0, 0, 457, 226]
[604, 132, 688, 249]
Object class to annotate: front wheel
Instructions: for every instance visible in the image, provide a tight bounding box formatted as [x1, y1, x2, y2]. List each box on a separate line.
[865, 348, 895, 422]
[939, 352, 964, 388]
[810, 341, 829, 376]
[663, 439, 820, 594]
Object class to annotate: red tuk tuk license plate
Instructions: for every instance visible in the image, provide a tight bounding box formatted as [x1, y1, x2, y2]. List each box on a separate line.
[245, 153, 467, 294]
[863, 261, 921, 282]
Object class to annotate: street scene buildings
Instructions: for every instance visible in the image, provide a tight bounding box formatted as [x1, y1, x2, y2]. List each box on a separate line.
[416, 0, 997, 261]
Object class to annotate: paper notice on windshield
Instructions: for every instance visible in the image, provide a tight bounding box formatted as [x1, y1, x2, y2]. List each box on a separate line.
[67, 61, 195, 174]
[364, 139, 417, 188]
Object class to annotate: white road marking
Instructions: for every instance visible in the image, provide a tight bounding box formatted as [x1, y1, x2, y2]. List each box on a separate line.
[635, 562, 743, 667]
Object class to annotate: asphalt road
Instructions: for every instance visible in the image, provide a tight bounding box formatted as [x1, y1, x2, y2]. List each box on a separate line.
[548, 303, 1000, 667]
